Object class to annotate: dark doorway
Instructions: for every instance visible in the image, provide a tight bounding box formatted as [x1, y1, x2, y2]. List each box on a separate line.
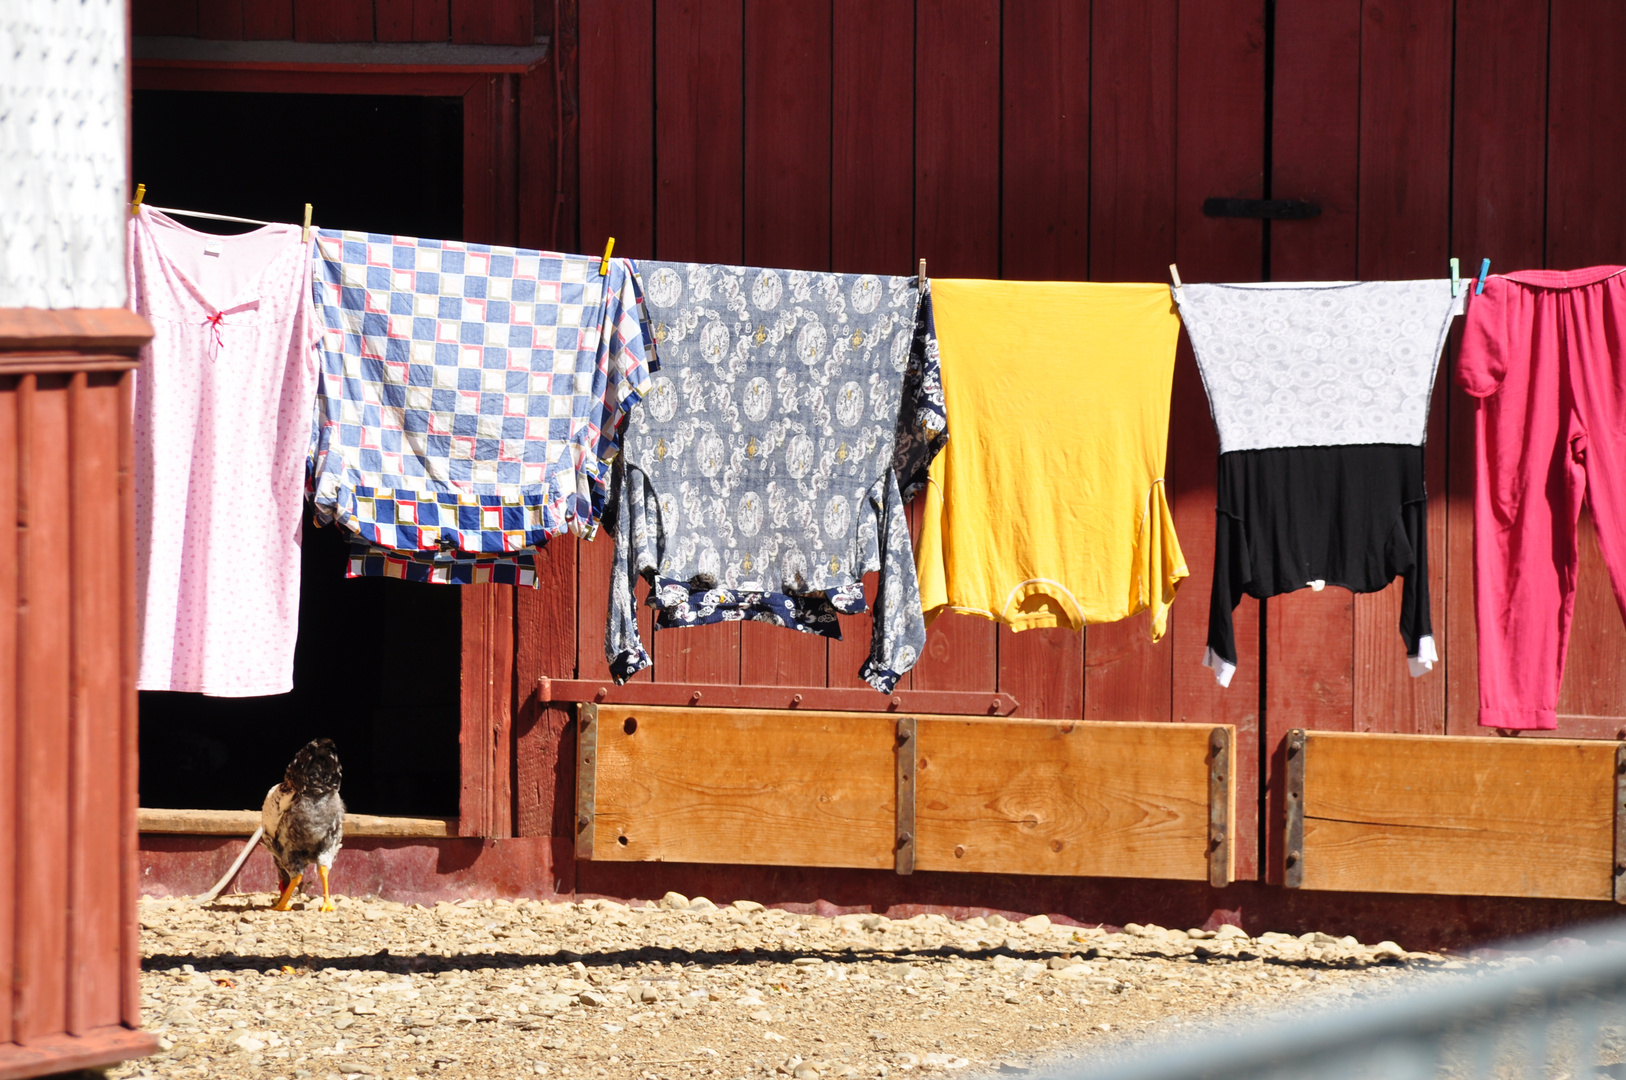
[132, 90, 466, 817]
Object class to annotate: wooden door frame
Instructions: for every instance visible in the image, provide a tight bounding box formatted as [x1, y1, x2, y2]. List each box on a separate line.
[130, 60, 540, 839]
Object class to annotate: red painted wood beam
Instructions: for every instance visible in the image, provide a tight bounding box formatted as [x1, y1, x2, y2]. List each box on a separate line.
[537, 678, 1018, 717]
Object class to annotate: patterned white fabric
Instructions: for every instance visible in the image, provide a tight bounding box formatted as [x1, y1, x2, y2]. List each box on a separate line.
[1177, 280, 1463, 453]
[0, 0, 127, 308]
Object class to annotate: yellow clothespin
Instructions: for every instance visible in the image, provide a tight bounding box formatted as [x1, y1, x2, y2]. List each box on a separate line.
[131, 183, 145, 217]
[918, 257, 927, 283]
[1169, 263, 1183, 290]
[599, 236, 616, 277]
[302, 203, 313, 244]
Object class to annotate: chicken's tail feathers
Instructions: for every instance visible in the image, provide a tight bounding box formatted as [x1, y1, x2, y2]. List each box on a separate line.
[197, 825, 265, 905]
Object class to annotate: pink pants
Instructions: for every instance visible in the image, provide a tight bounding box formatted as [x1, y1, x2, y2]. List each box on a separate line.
[1458, 266, 1626, 730]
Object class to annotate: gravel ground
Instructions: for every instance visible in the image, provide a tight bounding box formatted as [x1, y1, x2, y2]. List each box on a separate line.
[110, 891, 1470, 1080]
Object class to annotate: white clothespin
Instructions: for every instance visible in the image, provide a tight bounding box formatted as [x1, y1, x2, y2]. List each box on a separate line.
[918, 257, 927, 284]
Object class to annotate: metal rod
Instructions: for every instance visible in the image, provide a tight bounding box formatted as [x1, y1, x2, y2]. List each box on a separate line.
[146, 204, 285, 227]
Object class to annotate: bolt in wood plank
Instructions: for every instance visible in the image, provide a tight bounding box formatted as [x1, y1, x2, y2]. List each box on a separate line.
[1283, 728, 1306, 888]
[575, 704, 597, 860]
[914, 719, 1227, 881]
[14, 376, 71, 1042]
[586, 707, 895, 868]
[1297, 731, 1616, 899]
[894, 717, 916, 875]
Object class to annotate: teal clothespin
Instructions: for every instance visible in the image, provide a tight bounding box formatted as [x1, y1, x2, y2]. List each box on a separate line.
[1450, 257, 1461, 297]
[1475, 257, 1490, 295]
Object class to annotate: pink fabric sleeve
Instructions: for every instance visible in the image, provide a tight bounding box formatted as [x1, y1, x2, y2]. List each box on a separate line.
[1457, 279, 1506, 398]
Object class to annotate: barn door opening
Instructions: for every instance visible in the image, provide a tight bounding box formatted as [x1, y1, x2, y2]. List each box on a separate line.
[131, 90, 465, 818]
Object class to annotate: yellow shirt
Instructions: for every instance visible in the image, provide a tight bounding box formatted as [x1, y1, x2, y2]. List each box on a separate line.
[916, 279, 1187, 637]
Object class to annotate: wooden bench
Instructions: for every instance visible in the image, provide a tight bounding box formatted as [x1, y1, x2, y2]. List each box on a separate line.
[575, 705, 1235, 885]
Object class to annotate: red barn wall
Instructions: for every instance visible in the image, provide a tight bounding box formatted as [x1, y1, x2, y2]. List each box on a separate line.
[126, 0, 1626, 940]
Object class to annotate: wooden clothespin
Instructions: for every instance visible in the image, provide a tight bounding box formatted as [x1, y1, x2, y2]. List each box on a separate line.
[302, 203, 313, 244]
[1475, 257, 1490, 295]
[1169, 263, 1183, 291]
[918, 257, 927, 284]
[130, 183, 145, 217]
[599, 237, 616, 276]
[1450, 257, 1461, 297]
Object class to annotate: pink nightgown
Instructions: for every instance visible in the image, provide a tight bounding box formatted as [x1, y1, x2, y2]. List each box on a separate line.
[128, 207, 320, 696]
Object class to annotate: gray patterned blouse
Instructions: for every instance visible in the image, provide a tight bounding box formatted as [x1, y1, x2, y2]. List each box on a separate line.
[604, 261, 947, 693]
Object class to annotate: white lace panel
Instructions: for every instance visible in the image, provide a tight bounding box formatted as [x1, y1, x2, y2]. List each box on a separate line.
[1177, 280, 1463, 453]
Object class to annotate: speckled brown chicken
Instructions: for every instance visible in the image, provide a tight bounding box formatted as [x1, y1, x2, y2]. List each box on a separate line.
[260, 738, 344, 911]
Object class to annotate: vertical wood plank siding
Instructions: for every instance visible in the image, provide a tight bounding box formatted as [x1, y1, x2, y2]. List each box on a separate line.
[0, 309, 151, 1070]
[124, 0, 1626, 879]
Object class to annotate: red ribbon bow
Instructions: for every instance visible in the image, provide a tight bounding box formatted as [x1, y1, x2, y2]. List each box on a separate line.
[205, 310, 226, 351]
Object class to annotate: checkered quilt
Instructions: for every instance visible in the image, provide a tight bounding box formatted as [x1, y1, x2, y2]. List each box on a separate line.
[308, 230, 655, 562]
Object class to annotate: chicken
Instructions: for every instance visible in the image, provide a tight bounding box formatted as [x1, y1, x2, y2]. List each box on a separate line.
[261, 738, 345, 912]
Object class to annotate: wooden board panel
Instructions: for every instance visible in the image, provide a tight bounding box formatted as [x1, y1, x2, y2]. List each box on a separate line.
[132, 0, 198, 36]
[14, 377, 70, 1042]
[1169, 0, 1267, 879]
[1296, 731, 1616, 900]
[915, 719, 1228, 881]
[648, 0, 744, 684]
[0, 381, 17, 1046]
[993, 0, 1091, 721]
[292, 0, 374, 41]
[579, 0, 654, 258]
[736, 0, 834, 689]
[68, 376, 123, 1031]
[137, 809, 457, 838]
[1263, 0, 1363, 883]
[514, 537, 577, 838]
[1083, 0, 1179, 724]
[908, 4, 1000, 697]
[379, 0, 449, 42]
[1352, 0, 1453, 736]
[117, 372, 140, 1029]
[586, 706, 895, 867]
[1546, 1, 1626, 737]
[459, 585, 513, 838]
[197, 4, 245, 39]
[451, 0, 532, 44]
[243, 1, 295, 38]
[1445, 0, 1549, 735]
[831, 0, 913, 276]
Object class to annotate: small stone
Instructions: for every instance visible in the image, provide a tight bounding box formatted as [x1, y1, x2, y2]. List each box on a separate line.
[921, 1054, 968, 1070]
[764, 1031, 787, 1042]
[892, 1053, 919, 1068]
[640, 985, 660, 1003]
[1186, 928, 1216, 939]
[791, 957, 823, 967]
[1017, 915, 1050, 933]
[732, 900, 766, 912]
[660, 892, 691, 910]
[689, 896, 718, 912]
[778, 1055, 804, 1074]
[794, 1067, 820, 1080]
[350, 1003, 377, 1015]
[578, 990, 608, 1007]
[750, 1009, 775, 1023]
[861, 915, 890, 931]
[1373, 941, 1406, 960]
[1214, 924, 1248, 940]
[1094, 1023, 1112, 1033]
[332, 1016, 355, 1030]
[231, 1034, 266, 1053]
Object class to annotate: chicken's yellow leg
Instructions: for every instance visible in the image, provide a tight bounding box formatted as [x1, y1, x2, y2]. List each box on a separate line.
[272, 872, 303, 911]
[317, 865, 335, 912]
